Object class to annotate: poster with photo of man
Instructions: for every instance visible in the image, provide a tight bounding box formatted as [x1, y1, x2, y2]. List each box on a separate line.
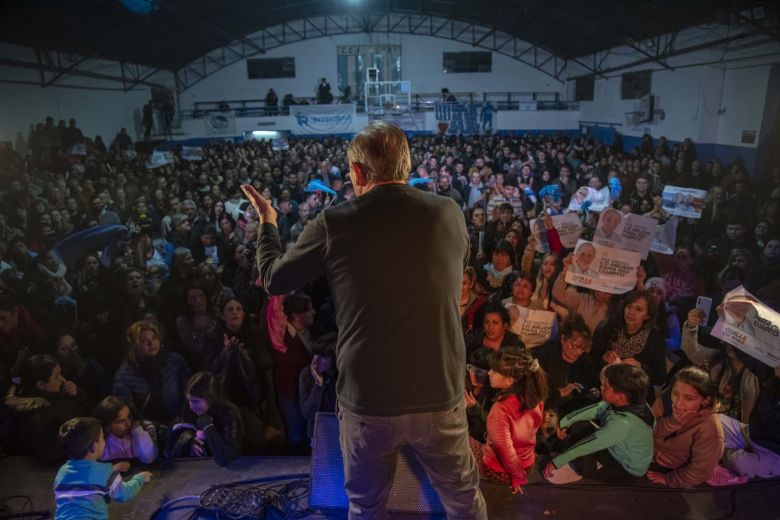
[564, 239, 641, 294]
[551, 213, 583, 249]
[503, 304, 557, 349]
[530, 218, 551, 253]
[661, 186, 706, 219]
[593, 209, 657, 259]
[712, 286, 780, 368]
[593, 208, 623, 243]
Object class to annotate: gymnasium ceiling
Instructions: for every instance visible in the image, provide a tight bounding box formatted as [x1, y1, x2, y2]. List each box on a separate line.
[0, 0, 773, 71]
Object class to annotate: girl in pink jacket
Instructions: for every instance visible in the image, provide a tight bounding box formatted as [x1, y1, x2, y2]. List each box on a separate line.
[469, 346, 549, 494]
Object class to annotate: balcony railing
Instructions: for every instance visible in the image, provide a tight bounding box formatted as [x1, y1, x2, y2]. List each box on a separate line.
[179, 91, 578, 120]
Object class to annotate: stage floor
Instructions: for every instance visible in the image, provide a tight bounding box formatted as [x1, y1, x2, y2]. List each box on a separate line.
[1, 455, 778, 519]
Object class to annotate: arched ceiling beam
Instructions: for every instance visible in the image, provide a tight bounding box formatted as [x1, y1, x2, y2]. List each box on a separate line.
[174, 12, 568, 92]
[0, 48, 166, 90]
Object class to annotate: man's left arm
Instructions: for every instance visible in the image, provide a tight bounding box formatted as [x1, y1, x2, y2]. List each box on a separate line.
[256, 214, 327, 295]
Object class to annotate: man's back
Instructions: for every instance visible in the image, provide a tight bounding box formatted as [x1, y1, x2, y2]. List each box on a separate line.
[324, 184, 469, 416]
[247, 120, 487, 517]
[260, 184, 469, 416]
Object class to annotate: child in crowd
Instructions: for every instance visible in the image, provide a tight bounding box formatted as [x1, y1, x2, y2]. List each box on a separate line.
[298, 332, 338, 442]
[544, 364, 655, 484]
[647, 366, 726, 488]
[53, 417, 152, 519]
[92, 395, 158, 464]
[468, 347, 548, 494]
[178, 371, 242, 467]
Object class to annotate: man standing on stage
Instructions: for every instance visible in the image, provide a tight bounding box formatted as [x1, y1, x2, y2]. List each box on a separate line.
[242, 121, 487, 520]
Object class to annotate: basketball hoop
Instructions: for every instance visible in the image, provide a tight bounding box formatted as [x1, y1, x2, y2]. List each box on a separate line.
[624, 111, 642, 127]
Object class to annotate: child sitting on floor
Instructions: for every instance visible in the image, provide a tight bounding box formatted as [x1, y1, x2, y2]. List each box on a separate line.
[53, 417, 153, 519]
[544, 364, 655, 484]
[468, 347, 548, 494]
[92, 396, 158, 464]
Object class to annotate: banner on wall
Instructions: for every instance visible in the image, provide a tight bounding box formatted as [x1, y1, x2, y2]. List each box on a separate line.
[434, 102, 493, 135]
[712, 286, 780, 368]
[369, 112, 426, 132]
[564, 239, 641, 294]
[291, 104, 356, 135]
[204, 110, 237, 135]
[593, 210, 657, 259]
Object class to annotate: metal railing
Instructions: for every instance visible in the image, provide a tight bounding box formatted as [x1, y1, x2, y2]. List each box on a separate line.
[180, 91, 578, 120]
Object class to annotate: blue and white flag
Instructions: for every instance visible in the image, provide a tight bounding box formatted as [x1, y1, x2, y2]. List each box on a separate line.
[291, 105, 355, 135]
[305, 179, 338, 197]
[181, 146, 204, 161]
[146, 150, 174, 169]
[69, 143, 87, 156]
[272, 138, 289, 151]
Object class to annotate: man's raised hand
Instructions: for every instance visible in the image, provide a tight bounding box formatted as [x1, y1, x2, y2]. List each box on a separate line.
[241, 184, 277, 226]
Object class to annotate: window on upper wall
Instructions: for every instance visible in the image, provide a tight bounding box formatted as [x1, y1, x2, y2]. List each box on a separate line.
[442, 52, 492, 73]
[246, 57, 296, 79]
[574, 76, 595, 101]
[621, 70, 652, 99]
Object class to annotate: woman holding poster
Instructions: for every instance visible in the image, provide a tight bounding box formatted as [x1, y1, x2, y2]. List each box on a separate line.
[591, 290, 667, 388]
[553, 255, 613, 334]
[502, 274, 558, 349]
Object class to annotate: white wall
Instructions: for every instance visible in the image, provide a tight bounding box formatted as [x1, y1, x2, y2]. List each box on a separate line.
[0, 73, 150, 143]
[180, 33, 565, 106]
[576, 63, 771, 148]
[569, 24, 779, 148]
[0, 43, 175, 143]
[716, 66, 770, 148]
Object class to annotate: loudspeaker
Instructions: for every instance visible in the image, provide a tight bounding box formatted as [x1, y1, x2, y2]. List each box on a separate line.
[309, 412, 445, 514]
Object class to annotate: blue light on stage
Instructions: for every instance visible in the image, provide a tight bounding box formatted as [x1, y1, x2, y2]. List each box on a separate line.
[120, 0, 157, 15]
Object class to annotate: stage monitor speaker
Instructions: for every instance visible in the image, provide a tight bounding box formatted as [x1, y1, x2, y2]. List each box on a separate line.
[309, 412, 445, 514]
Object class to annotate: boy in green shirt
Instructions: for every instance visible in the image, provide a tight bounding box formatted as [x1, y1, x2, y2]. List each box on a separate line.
[544, 364, 655, 484]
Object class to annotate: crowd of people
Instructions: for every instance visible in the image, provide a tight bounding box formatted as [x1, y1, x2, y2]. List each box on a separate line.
[0, 114, 779, 498]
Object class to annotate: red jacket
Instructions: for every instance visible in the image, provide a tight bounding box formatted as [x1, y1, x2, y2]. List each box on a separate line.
[482, 394, 543, 487]
[0, 306, 46, 369]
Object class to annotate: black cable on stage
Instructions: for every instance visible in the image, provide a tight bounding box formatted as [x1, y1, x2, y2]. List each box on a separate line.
[150, 472, 315, 520]
[0, 494, 50, 519]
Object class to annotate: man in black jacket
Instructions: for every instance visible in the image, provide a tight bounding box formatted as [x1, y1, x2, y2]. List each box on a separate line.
[242, 121, 486, 519]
